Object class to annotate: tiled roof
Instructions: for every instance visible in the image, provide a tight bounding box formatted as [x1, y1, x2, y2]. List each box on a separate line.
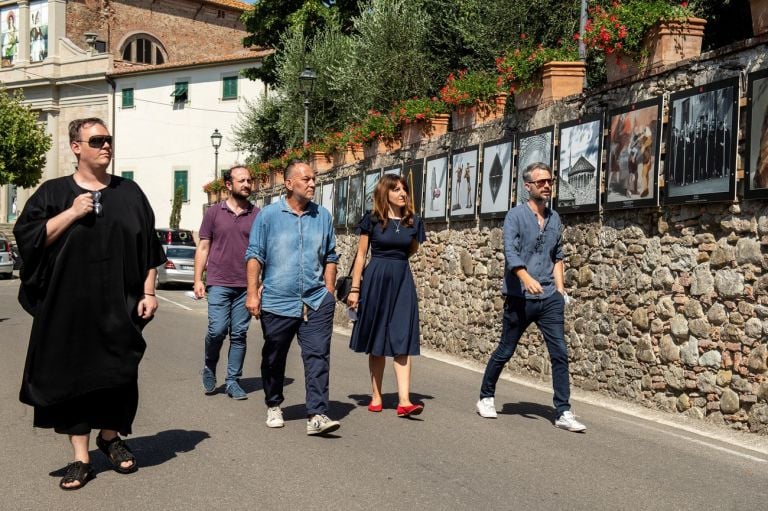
[203, 0, 252, 12]
[109, 48, 273, 76]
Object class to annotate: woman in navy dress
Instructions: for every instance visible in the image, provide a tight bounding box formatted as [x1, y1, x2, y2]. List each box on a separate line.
[347, 174, 426, 417]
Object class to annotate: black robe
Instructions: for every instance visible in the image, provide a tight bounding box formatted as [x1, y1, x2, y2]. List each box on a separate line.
[14, 175, 166, 408]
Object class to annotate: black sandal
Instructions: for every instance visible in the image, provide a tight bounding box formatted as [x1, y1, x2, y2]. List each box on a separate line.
[96, 434, 138, 474]
[59, 461, 94, 491]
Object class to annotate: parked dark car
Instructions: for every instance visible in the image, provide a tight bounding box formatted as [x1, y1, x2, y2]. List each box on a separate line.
[156, 245, 196, 287]
[155, 228, 196, 246]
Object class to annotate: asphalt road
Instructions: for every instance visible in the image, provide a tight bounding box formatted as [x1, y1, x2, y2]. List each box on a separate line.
[1, 276, 767, 511]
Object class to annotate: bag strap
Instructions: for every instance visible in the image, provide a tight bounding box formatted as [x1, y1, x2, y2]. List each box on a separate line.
[346, 232, 372, 277]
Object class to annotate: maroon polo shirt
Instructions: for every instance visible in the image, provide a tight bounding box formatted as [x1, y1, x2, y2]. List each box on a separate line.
[199, 201, 259, 287]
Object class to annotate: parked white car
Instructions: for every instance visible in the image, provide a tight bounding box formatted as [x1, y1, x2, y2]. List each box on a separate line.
[156, 245, 196, 287]
[0, 233, 14, 278]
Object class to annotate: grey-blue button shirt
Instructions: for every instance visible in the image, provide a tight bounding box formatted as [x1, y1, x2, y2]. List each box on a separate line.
[502, 204, 563, 300]
[245, 199, 339, 317]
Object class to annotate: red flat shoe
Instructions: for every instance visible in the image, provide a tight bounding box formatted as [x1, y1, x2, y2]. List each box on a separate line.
[396, 404, 424, 417]
[368, 402, 383, 412]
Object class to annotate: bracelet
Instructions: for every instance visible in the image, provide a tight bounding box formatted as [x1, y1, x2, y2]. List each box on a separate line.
[348, 290, 359, 294]
[143, 292, 156, 296]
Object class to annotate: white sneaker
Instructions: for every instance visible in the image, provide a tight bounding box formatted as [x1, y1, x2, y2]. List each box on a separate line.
[476, 397, 497, 418]
[266, 406, 284, 428]
[555, 411, 586, 432]
[306, 414, 340, 435]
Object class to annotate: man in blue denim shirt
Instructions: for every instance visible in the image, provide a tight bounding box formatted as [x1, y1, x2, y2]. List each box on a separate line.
[476, 162, 586, 432]
[245, 160, 341, 436]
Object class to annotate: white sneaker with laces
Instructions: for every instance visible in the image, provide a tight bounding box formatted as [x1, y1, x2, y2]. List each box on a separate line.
[555, 411, 586, 432]
[266, 406, 284, 428]
[306, 414, 340, 435]
[476, 397, 497, 418]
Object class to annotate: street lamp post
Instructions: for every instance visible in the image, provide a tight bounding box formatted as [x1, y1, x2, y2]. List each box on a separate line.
[298, 66, 317, 145]
[210, 128, 223, 179]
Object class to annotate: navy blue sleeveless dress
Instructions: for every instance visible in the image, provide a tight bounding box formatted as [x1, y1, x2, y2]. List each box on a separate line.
[349, 213, 426, 356]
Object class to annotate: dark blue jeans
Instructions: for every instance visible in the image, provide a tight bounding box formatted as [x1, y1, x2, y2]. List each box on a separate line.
[204, 286, 251, 385]
[259, 292, 335, 416]
[480, 292, 571, 416]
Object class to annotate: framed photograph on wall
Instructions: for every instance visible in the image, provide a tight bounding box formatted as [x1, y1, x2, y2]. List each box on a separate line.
[555, 114, 603, 214]
[364, 169, 381, 214]
[347, 172, 364, 227]
[450, 146, 479, 220]
[333, 176, 348, 227]
[403, 159, 425, 215]
[515, 126, 554, 206]
[745, 69, 768, 199]
[604, 98, 663, 209]
[320, 181, 334, 213]
[480, 137, 513, 218]
[384, 165, 401, 176]
[664, 77, 738, 204]
[424, 153, 449, 222]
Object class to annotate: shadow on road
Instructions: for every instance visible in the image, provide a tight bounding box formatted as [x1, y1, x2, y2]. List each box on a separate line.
[499, 401, 555, 422]
[206, 377, 293, 397]
[280, 400, 357, 422]
[48, 429, 211, 477]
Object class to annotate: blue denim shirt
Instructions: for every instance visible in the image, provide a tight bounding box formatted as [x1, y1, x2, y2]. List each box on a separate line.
[245, 198, 339, 317]
[502, 204, 563, 300]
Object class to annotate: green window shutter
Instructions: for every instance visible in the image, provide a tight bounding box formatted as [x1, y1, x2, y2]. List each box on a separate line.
[222, 76, 238, 99]
[122, 88, 134, 108]
[121, 171, 134, 180]
[171, 82, 189, 102]
[174, 170, 189, 201]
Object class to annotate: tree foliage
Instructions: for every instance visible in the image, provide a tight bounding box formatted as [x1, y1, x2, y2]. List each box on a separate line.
[169, 186, 183, 229]
[0, 88, 52, 188]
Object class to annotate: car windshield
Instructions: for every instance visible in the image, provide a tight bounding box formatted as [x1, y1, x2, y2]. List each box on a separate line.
[166, 247, 195, 258]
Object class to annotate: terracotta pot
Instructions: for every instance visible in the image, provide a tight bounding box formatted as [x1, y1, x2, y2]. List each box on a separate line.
[310, 151, 333, 173]
[541, 61, 585, 102]
[363, 138, 401, 159]
[605, 51, 641, 83]
[399, 114, 450, 146]
[206, 190, 220, 204]
[451, 93, 508, 131]
[751, 0, 768, 35]
[513, 87, 543, 110]
[606, 17, 706, 82]
[332, 143, 364, 166]
[643, 17, 706, 69]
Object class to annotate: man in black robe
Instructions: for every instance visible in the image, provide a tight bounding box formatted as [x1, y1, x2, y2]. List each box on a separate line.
[14, 118, 165, 490]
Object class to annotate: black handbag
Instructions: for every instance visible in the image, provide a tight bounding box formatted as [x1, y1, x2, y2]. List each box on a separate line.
[335, 234, 371, 302]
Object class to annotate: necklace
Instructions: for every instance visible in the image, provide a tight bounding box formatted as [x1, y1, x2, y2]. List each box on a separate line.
[391, 217, 401, 233]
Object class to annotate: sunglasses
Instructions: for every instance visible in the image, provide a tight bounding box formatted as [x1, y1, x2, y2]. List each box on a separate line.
[91, 191, 103, 217]
[526, 178, 553, 188]
[534, 231, 544, 252]
[77, 135, 113, 148]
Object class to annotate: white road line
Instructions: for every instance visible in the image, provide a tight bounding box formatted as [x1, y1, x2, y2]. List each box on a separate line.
[333, 325, 768, 461]
[156, 293, 192, 311]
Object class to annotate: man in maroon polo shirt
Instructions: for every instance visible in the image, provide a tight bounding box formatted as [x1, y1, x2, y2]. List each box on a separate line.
[194, 165, 259, 399]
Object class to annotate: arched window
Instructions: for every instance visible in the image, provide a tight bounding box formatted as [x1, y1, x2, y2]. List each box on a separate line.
[120, 34, 167, 65]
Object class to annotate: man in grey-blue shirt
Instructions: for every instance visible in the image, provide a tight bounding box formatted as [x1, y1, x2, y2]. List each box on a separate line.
[245, 160, 341, 436]
[476, 162, 586, 432]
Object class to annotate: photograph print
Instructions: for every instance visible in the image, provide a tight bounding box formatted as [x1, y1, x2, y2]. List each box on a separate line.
[515, 126, 554, 206]
[333, 176, 348, 227]
[480, 137, 513, 218]
[320, 180, 334, 214]
[555, 114, 603, 213]
[364, 169, 381, 213]
[450, 146, 479, 219]
[403, 159, 425, 215]
[347, 171, 364, 227]
[604, 98, 662, 209]
[383, 165, 401, 176]
[745, 69, 768, 199]
[664, 77, 738, 204]
[424, 153, 449, 222]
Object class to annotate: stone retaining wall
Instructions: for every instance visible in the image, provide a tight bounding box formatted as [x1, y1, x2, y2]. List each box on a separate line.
[280, 37, 768, 434]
